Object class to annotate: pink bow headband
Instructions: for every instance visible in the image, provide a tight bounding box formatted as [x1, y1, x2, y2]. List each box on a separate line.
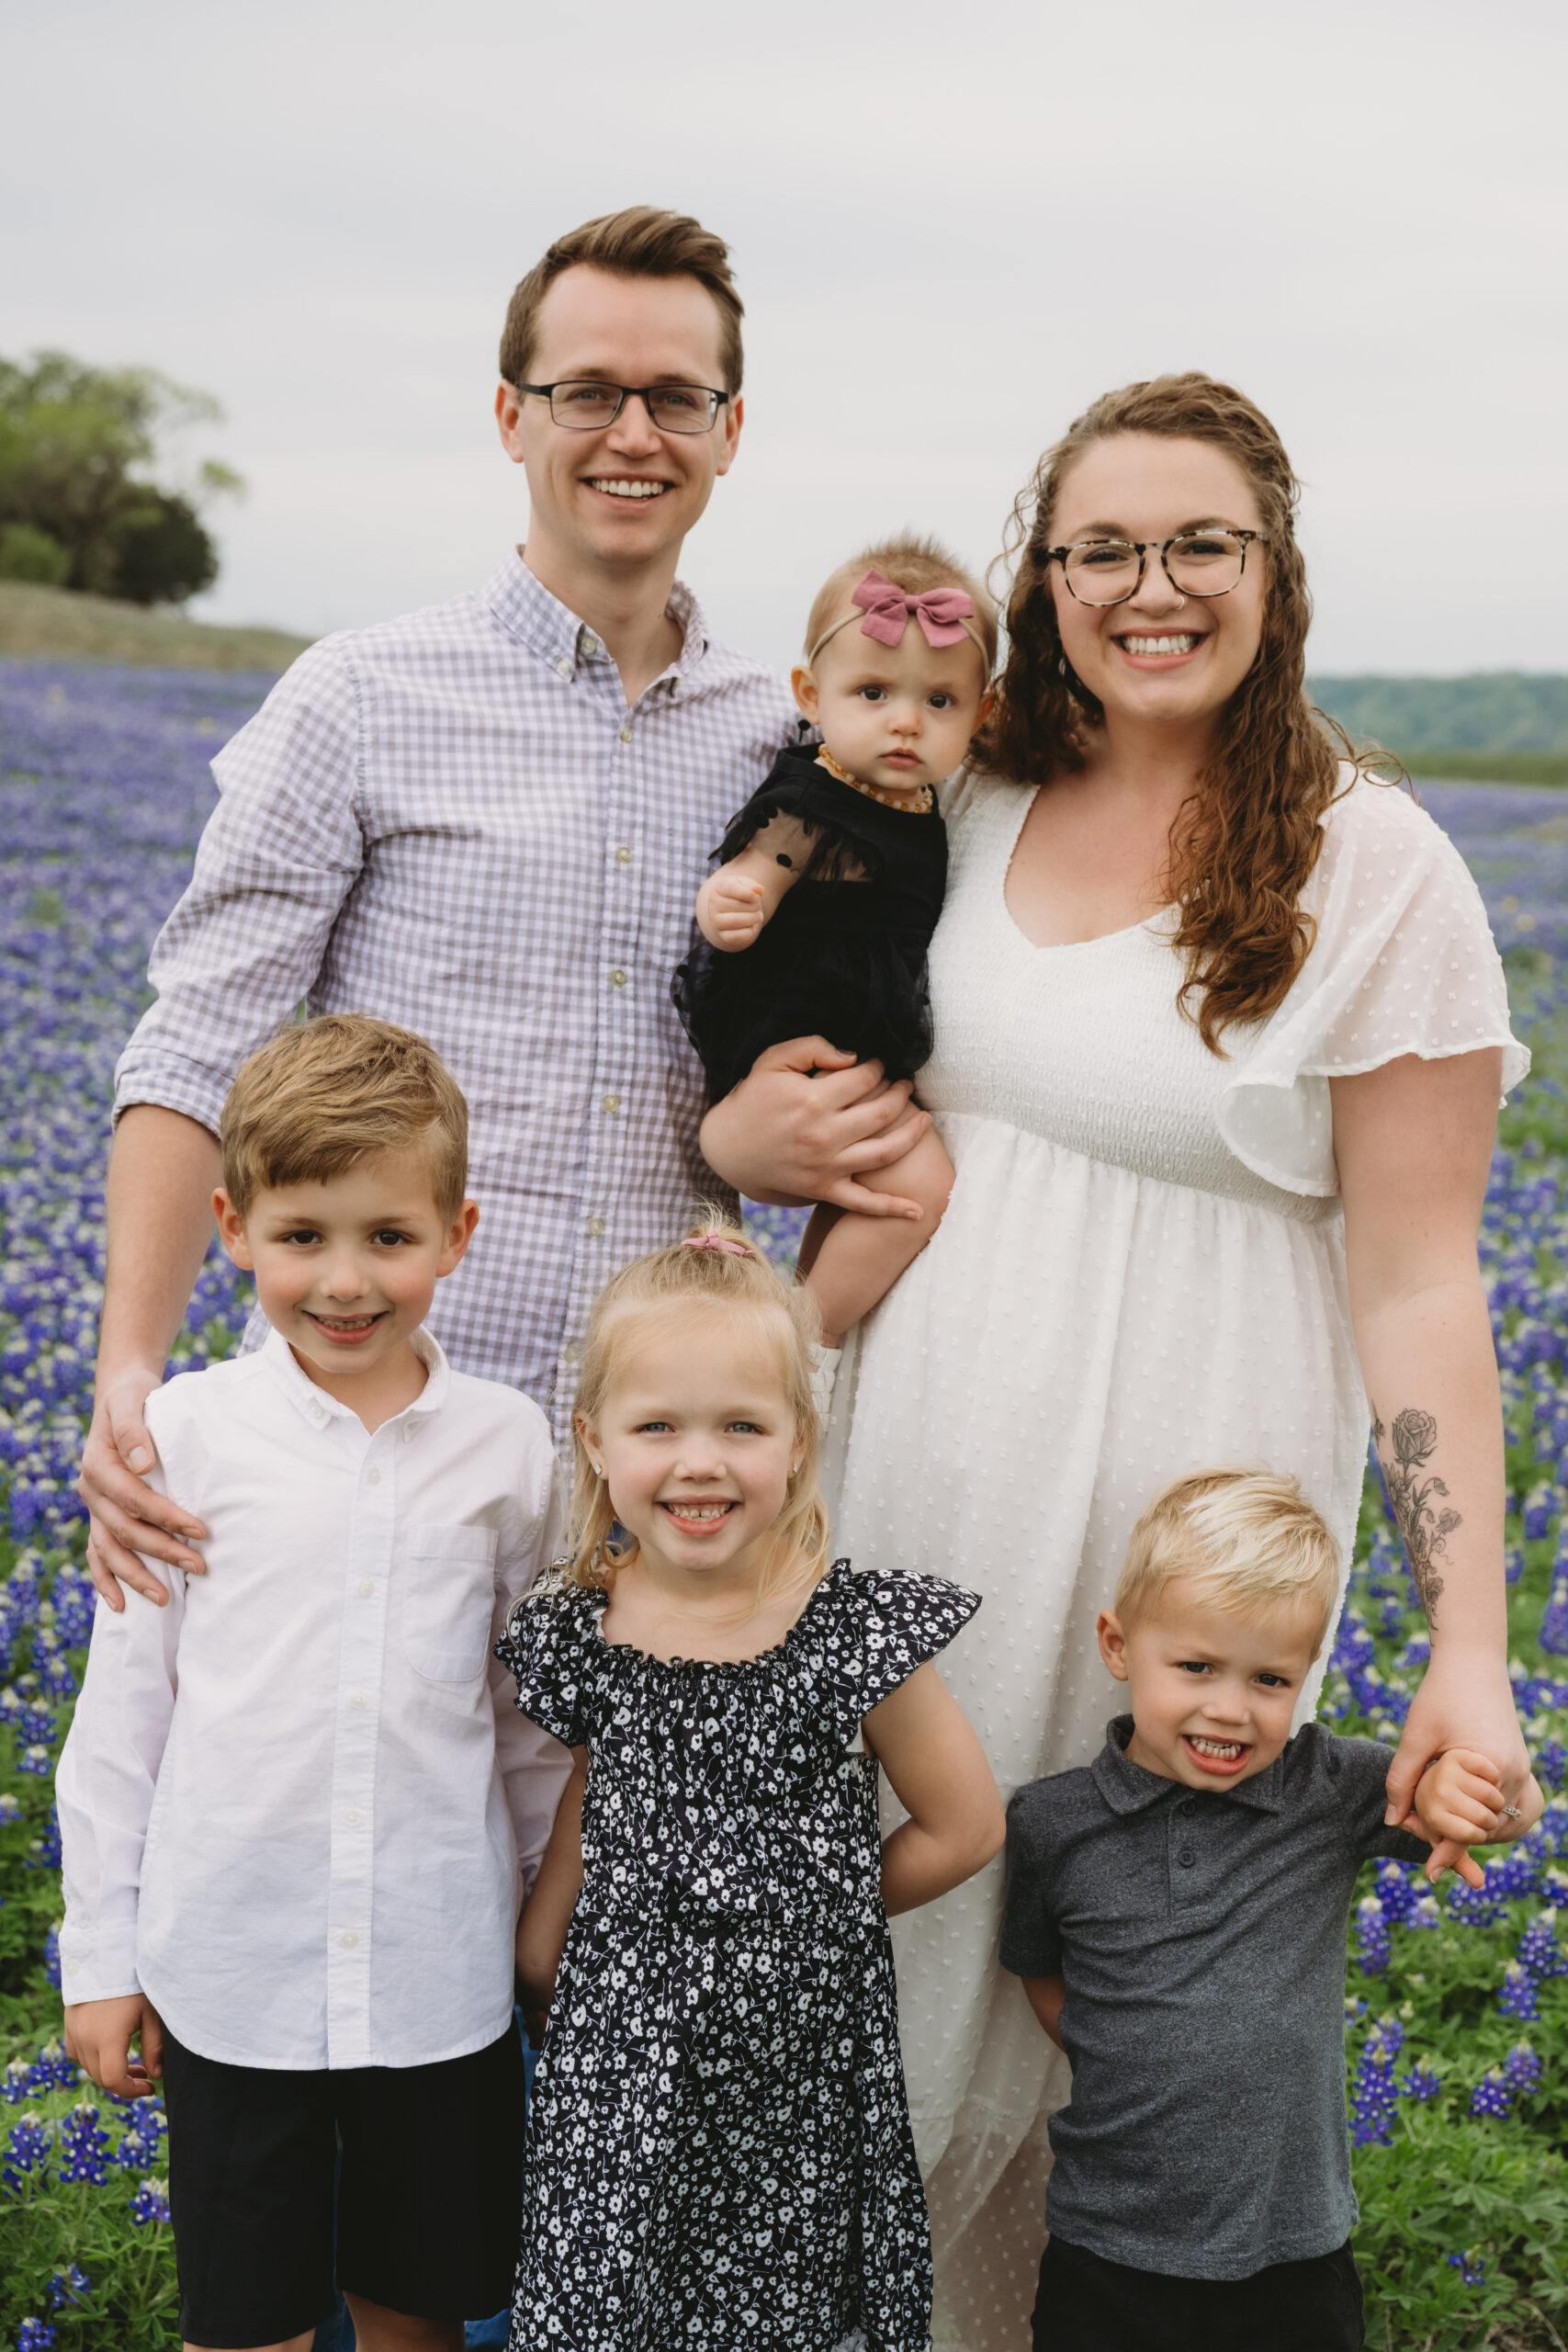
[681, 1233, 754, 1258]
[807, 570, 988, 670]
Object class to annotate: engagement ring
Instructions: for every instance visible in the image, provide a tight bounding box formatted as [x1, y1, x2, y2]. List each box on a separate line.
[1501, 1804, 1523, 1820]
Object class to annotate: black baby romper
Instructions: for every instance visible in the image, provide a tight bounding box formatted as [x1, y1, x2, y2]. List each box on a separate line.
[672, 743, 948, 1102]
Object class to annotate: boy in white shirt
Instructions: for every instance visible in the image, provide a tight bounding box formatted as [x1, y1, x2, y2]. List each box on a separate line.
[57, 1013, 569, 2352]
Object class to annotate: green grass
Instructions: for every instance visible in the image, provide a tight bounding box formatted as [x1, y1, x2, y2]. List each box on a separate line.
[0, 581, 310, 675]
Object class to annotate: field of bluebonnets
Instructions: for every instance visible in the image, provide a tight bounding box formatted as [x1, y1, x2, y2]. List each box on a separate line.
[3, 664, 1568, 2352]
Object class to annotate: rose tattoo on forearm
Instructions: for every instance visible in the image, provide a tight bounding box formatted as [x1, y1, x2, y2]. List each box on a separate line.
[1371, 1403, 1461, 1628]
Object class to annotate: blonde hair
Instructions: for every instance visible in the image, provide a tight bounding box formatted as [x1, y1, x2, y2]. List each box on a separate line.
[567, 1214, 830, 1600]
[220, 1014, 468, 1221]
[1116, 1468, 1341, 1643]
[805, 533, 998, 677]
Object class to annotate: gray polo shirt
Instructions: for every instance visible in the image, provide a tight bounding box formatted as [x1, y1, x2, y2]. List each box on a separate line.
[999, 1715, 1429, 2281]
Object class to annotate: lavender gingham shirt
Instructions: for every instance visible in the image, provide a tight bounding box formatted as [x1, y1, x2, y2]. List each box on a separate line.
[115, 552, 800, 1443]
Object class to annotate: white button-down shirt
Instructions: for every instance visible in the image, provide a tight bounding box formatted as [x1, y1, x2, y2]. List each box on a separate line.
[113, 554, 801, 1445]
[56, 1328, 569, 2070]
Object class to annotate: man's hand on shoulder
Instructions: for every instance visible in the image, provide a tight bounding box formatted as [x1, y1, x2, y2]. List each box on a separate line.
[79, 1368, 207, 1612]
[1411, 1747, 1544, 1887]
[63, 1993, 164, 2099]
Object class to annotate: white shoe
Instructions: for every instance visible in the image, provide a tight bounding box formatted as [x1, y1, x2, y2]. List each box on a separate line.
[809, 1343, 842, 1431]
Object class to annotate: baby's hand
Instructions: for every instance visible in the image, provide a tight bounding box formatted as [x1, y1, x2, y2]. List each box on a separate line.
[1412, 1747, 1509, 1887]
[705, 871, 768, 950]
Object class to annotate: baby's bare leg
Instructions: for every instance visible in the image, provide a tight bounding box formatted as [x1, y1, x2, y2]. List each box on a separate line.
[804, 1125, 954, 1346]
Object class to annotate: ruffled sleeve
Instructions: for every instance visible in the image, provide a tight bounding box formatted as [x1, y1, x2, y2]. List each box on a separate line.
[816, 1564, 980, 1730]
[1216, 773, 1529, 1198]
[493, 1575, 596, 1748]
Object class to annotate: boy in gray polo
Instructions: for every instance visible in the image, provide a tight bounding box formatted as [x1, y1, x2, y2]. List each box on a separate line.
[1001, 1468, 1542, 2352]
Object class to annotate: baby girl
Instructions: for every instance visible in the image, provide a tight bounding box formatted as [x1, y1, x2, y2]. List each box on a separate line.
[675, 536, 996, 1410]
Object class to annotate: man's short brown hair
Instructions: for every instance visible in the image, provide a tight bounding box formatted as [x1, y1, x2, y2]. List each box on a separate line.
[220, 1015, 469, 1223]
[499, 206, 744, 397]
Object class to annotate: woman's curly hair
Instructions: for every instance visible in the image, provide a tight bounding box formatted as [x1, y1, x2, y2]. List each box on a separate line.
[976, 372, 1360, 1055]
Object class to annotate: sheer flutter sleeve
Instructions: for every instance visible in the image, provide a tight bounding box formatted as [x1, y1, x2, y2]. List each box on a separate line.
[1217, 774, 1529, 1198]
[494, 1577, 597, 1749]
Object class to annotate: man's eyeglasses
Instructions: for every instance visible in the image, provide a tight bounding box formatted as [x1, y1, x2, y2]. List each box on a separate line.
[513, 380, 730, 435]
[1044, 529, 1269, 606]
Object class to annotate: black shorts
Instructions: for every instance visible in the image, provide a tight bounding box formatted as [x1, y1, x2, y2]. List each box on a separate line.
[161, 2020, 525, 2348]
[1032, 2233, 1365, 2352]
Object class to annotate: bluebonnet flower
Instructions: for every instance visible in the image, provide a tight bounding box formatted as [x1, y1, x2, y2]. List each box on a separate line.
[1343, 1996, 1368, 2031]
[42, 1923, 61, 1988]
[130, 2173, 172, 2226]
[1505, 1544, 1526, 1585]
[15, 2319, 56, 2352]
[1539, 1738, 1568, 1792]
[1504, 2041, 1543, 2096]
[1350, 2023, 1404, 2146]
[4, 2054, 32, 2104]
[1470, 2069, 1513, 2120]
[1399, 2056, 1442, 2102]
[1523, 1483, 1554, 1541]
[0, 1791, 21, 1826]
[1447, 1877, 1508, 1928]
[4, 2111, 52, 2187]
[1542, 1575, 1568, 1657]
[1499, 1961, 1540, 2020]
[1372, 1860, 1423, 1923]
[26, 1807, 62, 1871]
[28, 2041, 78, 2094]
[1355, 1895, 1391, 1976]
[115, 2101, 167, 2172]
[47, 2266, 90, 2308]
[56, 2101, 111, 2186]
[1517, 1905, 1568, 1980]
[1447, 2249, 1487, 2286]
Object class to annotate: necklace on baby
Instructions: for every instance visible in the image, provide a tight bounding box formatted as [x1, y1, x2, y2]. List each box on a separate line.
[815, 744, 934, 816]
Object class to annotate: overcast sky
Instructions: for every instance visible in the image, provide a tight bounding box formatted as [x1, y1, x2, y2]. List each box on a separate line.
[6, 0, 1564, 673]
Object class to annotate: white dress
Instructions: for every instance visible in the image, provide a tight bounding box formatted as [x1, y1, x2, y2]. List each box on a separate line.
[820, 769, 1527, 2352]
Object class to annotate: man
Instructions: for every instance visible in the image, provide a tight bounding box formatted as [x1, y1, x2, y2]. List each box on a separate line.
[82, 204, 926, 1607]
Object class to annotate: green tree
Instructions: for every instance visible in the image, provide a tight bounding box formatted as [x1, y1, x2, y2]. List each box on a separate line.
[0, 351, 243, 605]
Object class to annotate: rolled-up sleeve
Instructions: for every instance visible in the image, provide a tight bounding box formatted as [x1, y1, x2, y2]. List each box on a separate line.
[114, 640, 366, 1134]
[491, 1440, 573, 1897]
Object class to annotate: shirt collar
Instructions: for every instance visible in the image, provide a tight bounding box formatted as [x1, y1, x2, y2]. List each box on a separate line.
[259, 1322, 452, 1430]
[1090, 1714, 1288, 1815]
[481, 548, 710, 686]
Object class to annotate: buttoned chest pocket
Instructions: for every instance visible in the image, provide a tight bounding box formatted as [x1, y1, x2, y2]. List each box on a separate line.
[400, 1525, 500, 1683]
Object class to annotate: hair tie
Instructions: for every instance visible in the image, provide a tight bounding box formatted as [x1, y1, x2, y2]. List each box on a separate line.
[681, 1233, 753, 1258]
[807, 569, 988, 670]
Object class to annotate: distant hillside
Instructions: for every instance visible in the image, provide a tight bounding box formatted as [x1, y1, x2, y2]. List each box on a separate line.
[0, 579, 311, 674]
[1309, 673, 1568, 754]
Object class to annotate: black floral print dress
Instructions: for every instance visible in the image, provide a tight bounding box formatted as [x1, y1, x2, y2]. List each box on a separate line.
[495, 1558, 980, 2352]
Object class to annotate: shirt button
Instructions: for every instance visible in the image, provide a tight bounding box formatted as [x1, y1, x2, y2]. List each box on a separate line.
[581, 634, 600, 657]
[615, 843, 632, 863]
[609, 967, 627, 988]
[343, 1809, 363, 1827]
[1179, 1799, 1195, 1816]
[618, 723, 633, 743]
[1179, 1849, 1196, 1868]
[587, 1217, 604, 1237]
[348, 1692, 368, 1710]
[357, 1579, 375, 1599]
[365, 1466, 381, 1486]
[603, 1092, 621, 1114]
[563, 1341, 580, 1364]
[339, 1930, 359, 1949]
[556, 657, 572, 678]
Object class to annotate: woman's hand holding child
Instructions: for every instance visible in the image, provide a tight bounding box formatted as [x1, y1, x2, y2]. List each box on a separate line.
[1411, 1746, 1544, 1888]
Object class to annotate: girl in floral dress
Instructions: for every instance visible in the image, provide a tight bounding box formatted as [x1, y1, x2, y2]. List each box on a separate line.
[496, 1220, 1003, 2352]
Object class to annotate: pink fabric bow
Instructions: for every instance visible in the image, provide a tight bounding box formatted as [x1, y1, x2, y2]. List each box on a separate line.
[681, 1233, 753, 1258]
[851, 569, 977, 650]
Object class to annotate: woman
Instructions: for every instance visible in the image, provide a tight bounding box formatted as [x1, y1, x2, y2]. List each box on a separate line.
[702, 373, 1530, 2349]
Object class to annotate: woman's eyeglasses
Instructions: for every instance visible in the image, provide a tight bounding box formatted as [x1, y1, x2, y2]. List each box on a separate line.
[1044, 529, 1269, 606]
